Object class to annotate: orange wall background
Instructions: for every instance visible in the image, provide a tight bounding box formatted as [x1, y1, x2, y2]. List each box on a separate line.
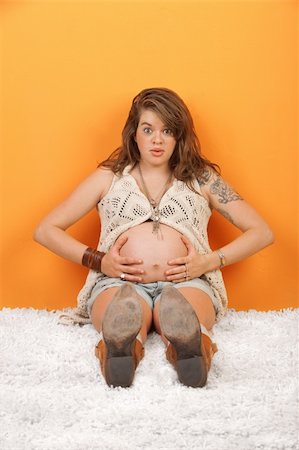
[0, 1, 298, 312]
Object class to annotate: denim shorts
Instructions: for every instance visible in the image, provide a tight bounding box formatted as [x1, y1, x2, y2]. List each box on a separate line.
[87, 276, 219, 316]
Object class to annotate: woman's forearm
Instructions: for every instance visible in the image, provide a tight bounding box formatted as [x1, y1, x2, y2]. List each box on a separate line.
[206, 224, 274, 272]
[33, 223, 88, 266]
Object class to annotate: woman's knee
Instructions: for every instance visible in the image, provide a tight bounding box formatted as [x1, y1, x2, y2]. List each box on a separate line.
[90, 285, 153, 333]
[90, 287, 119, 332]
[152, 287, 216, 333]
[178, 287, 216, 330]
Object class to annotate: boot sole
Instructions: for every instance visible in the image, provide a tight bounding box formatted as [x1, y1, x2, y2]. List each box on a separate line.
[102, 283, 142, 387]
[159, 286, 207, 387]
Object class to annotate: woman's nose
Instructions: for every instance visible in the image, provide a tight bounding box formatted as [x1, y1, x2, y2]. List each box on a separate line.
[152, 131, 163, 144]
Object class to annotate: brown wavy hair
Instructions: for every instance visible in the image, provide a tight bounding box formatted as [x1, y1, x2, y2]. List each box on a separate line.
[99, 87, 220, 191]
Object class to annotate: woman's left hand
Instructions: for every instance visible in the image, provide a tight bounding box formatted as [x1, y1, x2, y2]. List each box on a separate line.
[165, 235, 209, 282]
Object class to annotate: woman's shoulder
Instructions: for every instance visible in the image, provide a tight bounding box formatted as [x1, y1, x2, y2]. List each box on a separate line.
[70, 167, 116, 205]
[90, 166, 116, 199]
[197, 166, 218, 186]
[95, 165, 115, 181]
[80, 166, 115, 189]
[94, 165, 138, 199]
[194, 166, 218, 201]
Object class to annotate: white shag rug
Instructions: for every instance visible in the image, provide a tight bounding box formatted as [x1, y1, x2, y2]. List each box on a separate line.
[0, 308, 298, 450]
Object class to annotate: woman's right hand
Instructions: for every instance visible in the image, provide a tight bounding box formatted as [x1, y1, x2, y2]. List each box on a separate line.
[101, 235, 144, 282]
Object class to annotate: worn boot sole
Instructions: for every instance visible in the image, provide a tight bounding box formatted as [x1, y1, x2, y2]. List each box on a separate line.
[102, 283, 142, 388]
[159, 286, 207, 388]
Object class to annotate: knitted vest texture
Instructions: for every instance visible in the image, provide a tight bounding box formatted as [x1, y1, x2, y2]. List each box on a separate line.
[59, 166, 228, 325]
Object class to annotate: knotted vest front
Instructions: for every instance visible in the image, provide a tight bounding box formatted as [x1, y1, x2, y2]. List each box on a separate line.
[60, 166, 228, 325]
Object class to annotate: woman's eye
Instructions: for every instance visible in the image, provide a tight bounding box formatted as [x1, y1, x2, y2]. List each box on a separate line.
[143, 127, 152, 134]
[164, 129, 173, 136]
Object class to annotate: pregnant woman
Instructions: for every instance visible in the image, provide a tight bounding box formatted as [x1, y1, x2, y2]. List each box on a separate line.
[34, 88, 274, 388]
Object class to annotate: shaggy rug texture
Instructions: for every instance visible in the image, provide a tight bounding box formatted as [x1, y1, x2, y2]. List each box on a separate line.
[0, 307, 298, 450]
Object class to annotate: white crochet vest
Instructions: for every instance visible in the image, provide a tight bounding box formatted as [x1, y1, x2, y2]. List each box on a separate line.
[60, 166, 228, 324]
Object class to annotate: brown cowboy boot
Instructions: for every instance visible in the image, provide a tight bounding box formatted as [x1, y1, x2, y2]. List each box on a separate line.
[95, 283, 144, 388]
[159, 285, 218, 388]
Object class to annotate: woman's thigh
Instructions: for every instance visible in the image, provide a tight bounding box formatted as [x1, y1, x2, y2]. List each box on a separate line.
[153, 287, 216, 334]
[90, 286, 153, 334]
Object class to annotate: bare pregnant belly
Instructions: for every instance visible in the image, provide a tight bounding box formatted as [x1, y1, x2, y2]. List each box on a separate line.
[119, 222, 188, 282]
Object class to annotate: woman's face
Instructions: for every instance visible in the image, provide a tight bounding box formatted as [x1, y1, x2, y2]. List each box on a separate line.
[135, 109, 177, 167]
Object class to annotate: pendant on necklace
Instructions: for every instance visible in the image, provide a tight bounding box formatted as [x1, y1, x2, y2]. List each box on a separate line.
[138, 164, 170, 240]
[153, 217, 160, 234]
[152, 206, 162, 236]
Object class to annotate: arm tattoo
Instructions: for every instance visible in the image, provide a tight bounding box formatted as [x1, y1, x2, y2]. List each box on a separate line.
[210, 176, 243, 204]
[198, 168, 212, 186]
[215, 207, 235, 225]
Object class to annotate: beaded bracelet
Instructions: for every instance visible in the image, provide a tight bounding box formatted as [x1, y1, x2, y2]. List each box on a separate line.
[82, 247, 105, 272]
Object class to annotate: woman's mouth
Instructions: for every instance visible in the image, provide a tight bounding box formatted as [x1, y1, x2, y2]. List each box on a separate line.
[150, 148, 164, 156]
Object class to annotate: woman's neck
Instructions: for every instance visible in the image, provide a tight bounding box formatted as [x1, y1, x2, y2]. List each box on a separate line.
[138, 161, 172, 177]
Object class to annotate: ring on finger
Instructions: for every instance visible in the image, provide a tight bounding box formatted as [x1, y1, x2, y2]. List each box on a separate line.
[120, 273, 126, 281]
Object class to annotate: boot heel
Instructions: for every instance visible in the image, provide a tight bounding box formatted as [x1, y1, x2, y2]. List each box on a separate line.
[105, 356, 135, 388]
[98, 283, 144, 388]
[176, 356, 207, 388]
